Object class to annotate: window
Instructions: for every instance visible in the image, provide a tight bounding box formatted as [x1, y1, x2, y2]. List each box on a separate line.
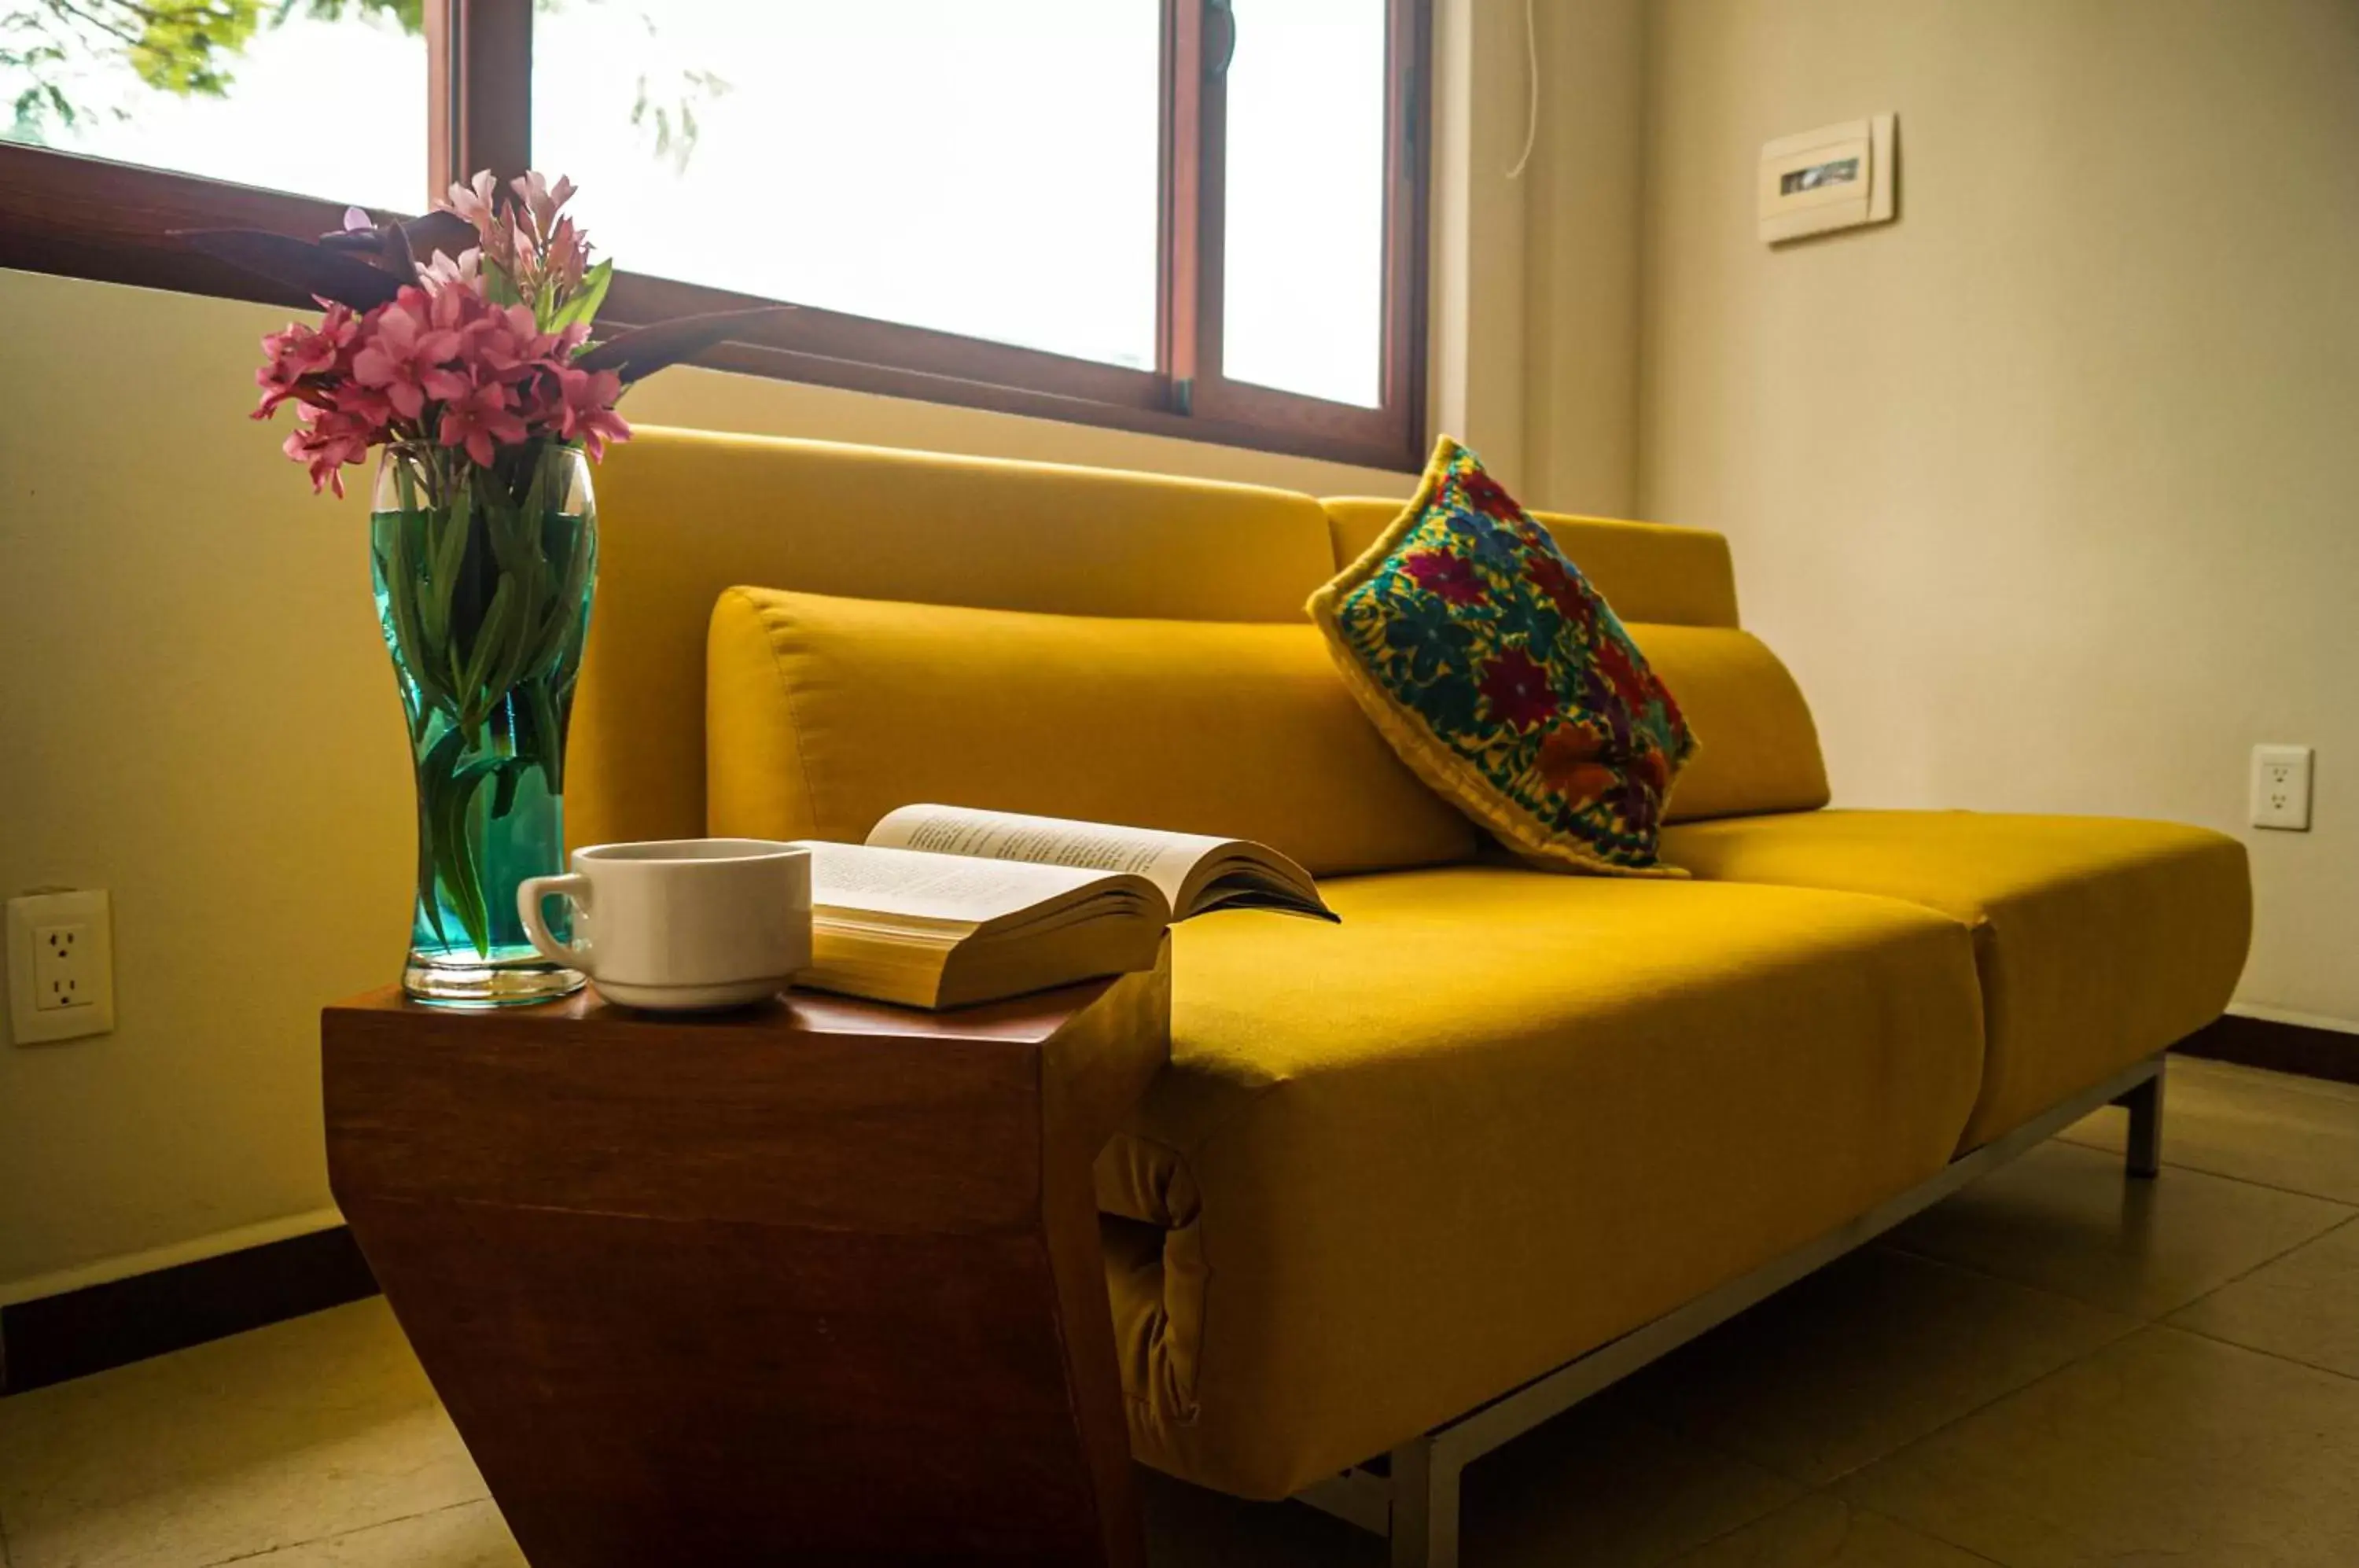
[1220, 0, 1389, 406]
[3, 3, 426, 208]
[532, 4, 1163, 370]
[0, 0, 1430, 469]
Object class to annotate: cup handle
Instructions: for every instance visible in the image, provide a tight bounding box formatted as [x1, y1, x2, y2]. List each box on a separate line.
[517, 873, 593, 970]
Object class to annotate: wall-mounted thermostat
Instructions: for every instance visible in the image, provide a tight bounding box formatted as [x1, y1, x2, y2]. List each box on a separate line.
[1760, 114, 1895, 243]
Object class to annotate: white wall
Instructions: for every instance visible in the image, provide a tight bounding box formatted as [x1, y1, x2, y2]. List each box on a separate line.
[1638, 0, 2359, 1029]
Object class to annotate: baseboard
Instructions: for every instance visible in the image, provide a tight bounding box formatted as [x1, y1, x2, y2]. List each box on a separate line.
[2175, 1012, 2359, 1088]
[0, 1226, 378, 1396]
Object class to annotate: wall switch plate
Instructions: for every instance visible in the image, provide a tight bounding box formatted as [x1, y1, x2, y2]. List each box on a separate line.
[2251, 745, 2314, 831]
[1761, 113, 1897, 243]
[6, 889, 116, 1045]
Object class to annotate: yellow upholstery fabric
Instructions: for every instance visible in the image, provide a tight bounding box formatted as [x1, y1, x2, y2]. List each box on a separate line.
[1323, 499, 1743, 629]
[1629, 624, 1831, 822]
[706, 587, 1478, 871]
[589, 428, 2253, 1516]
[1661, 811, 2252, 1149]
[1095, 865, 1985, 1498]
[572, 427, 1343, 849]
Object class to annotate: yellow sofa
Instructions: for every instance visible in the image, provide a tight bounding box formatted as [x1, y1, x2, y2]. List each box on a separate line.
[572, 426, 2250, 1562]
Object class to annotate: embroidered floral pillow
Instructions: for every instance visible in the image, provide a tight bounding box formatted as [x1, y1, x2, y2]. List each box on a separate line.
[1307, 436, 1696, 876]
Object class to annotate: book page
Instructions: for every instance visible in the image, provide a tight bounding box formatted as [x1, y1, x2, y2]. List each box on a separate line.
[795, 840, 1116, 925]
[867, 804, 1224, 909]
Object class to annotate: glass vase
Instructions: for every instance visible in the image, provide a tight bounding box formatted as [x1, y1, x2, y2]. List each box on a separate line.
[370, 442, 598, 1007]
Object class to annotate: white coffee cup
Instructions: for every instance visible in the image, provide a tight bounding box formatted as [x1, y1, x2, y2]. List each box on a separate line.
[517, 839, 813, 1011]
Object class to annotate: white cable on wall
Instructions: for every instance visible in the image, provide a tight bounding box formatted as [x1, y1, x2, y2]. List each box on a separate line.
[1505, 0, 1538, 179]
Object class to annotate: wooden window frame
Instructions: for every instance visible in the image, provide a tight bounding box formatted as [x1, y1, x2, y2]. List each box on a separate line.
[0, 0, 1430, 472]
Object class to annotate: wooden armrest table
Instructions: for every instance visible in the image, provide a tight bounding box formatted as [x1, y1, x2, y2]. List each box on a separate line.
[322, 944, 1171, 1568]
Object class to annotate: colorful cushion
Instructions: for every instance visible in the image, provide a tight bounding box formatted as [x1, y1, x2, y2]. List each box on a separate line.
[1305, 436, 1698, 875]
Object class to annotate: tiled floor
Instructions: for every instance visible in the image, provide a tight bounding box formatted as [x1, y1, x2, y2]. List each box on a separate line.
[6, 1057, 2358, 1567]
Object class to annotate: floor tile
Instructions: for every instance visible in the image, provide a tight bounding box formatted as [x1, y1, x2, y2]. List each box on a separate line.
[1463, 1398, 1804, 1568]
[1886, 1138, 2351, 1316]
[217, 1500, 523, 1566]
[1844, 1325, 2359, 1568]
[1664, 1493, 1996, 1567]
[1144, 1398, 1803, 1568]
[1142, 1470, 1378, 1566]
[1622, 1247, 2136, 1485]
[2168, 1216, 2359, 1378]
[2062, 1056, 2359, 1204]
[0, 1299, 486, 1568]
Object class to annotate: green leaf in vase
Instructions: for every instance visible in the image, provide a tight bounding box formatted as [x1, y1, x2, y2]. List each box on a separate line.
[547, 259, 613, 337]
[422, 479, 473, 652]
[377, 516, 446, 745]
[527, 679, 566, 796]
[432, 754, 506, 958]
[414, 723, 473, 948]
[455, 577, 519, 742]
[490, 754, 527, 821]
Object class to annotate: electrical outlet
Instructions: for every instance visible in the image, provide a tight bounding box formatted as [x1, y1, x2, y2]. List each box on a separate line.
[34, 923, 94, 1009]
[6, 889, 116, 1045]
[2251, 745, 2314, 832]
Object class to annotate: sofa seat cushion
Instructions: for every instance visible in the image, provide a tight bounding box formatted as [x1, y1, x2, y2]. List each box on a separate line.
[1660, 811, 2251, 1150]
[1095, 865, 1985, 1499]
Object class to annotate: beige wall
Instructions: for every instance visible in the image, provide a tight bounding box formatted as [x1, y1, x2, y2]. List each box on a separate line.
[1521, 0, 1648, 516]
[1430, 0, 1533, 490]
[1638, 0, 2359, 1029]
[4, 10, 1621, 1299]
[21, 0, 2342, 1300]
[0, 271, 1416, 1301]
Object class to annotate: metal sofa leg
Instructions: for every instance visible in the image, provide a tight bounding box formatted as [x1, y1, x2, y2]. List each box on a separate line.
[1389, 1436, 1462, 1568]
[2117, 1066, 2165, 1179]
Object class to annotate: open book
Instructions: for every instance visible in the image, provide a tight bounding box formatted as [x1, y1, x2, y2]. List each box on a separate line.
[793, 804, 1336, 1010]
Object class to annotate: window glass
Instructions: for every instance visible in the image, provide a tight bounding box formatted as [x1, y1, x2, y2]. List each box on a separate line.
[532, 1, 1162, 370]
[2, 2, 426, 212]
[1220, 0, 1389, 407]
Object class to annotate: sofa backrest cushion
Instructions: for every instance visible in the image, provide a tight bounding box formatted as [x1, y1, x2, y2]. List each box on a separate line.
[572, 427, 1345, 849]
[1626, 624, 1831, 821]
[707, 586, 1481, 873]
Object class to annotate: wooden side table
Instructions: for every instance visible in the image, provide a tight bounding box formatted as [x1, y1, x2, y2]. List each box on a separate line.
[322, 944, 1170, 1568]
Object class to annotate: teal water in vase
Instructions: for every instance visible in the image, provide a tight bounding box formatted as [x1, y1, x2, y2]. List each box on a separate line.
[370, 443, 598, 1006]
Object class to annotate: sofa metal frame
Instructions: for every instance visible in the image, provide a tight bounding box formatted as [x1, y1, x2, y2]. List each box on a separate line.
[1294, 1051, 2169, 1568]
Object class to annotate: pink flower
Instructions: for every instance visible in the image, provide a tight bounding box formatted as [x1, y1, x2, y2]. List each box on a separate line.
[436, 380, 529, 467]
[254, 171, 642, 493]
[326, 378, 399, 434]
[432, 168, 602, 332]
[443, 171, 499, 235]
[548, 365, 631, 459]
[254, 300, 359, 418]
[544, 215, 587, 297]
[418, 247, 481, 295]
[350, 289, 467, 420]
[282, 402, 375, 497]
[466, 303, 554, 380]
[441, 171, 517, 276]
[510, 171, 576, 231]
